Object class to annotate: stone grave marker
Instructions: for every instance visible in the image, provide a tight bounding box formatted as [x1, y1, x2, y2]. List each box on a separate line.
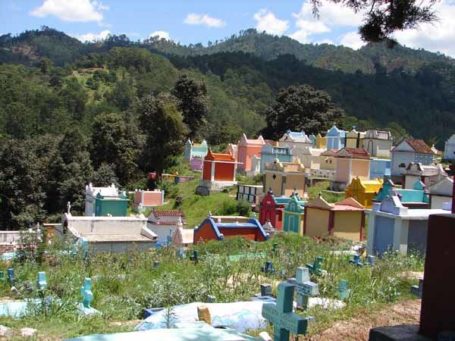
[7, 268, 14, 286]
[306, 256, 325, 276]
[262, 281, 310, 341]
[261, 261, 275, 275]
[288, 266, 319, 310]
[419, 214, 455, 338]
[411, 278, 423, 298]
[338, 280, 351, 301]
[37, 272, 47, 291]
[176, 247, 185, 259]
[189, 250, 199, 264]
[367, 255, 375, 266]
[261, 284, 272, 297]
[81, 278, 94, 309]
[349, 254, 363, 266]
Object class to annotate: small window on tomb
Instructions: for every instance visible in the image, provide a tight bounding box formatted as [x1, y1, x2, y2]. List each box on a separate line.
[273, 174, 277, 180]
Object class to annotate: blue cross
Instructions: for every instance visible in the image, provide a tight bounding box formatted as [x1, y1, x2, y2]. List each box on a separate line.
[262, 282, 309, 341]
[306, 256, 325, 276]
[7, 268, 14, 286]
[37, 271, 47, 291]
[350, 254, 363, 266]
[81, 278, 94, 308]
[338, 279, 351, 301]
[289, 267, 319, 310]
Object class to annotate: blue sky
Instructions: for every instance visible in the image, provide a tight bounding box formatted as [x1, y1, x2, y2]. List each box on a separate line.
[1, 0, 455, 56]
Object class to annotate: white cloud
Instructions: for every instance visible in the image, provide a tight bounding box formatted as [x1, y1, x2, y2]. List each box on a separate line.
[289, 1, 364, 43]
[149, 31, 171, 40]
[184, 13, 225, 28]
[340, 31, 365, 50]
[393, 0, 455, 57]
[74, 30, 110, 42]
[30, 0, 107, 22]
[254, 9, 289, 36]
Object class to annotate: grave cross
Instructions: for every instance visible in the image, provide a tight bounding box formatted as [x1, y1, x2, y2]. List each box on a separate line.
[7, 268, 14, 286]
[306, 256, 325, 276]
[338, 279, 351, 301]
[37, 271, 47, 291]
[261, 261, 275, 274]
[262, 281, 309, 341]
[349, 254, 363, 266]
[81, 278, 94, 308]
[189, 250, 199, 264]
[288, 266, 319, 310]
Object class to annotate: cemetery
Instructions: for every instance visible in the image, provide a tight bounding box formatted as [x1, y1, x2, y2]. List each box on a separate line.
[0, 124, 452, 340]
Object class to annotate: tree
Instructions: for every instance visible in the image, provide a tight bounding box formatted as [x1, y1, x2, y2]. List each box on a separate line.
[172, 75, 208, 139]
[91, 163, 119, 187]
[137, 94, 188, 173]
[46, 129, 94, 214]
[262, 84, 344, 140]
[91, 112, 142, 185]
[0, 138, 50, 230]
[312, 0, 436, 44]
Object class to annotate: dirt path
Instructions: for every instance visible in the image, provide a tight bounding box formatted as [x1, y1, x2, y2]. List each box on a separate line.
[304, 299, 421, 341]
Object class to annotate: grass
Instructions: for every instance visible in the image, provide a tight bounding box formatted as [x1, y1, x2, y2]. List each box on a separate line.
[158, 175, 248, 228]
[0, 234, 424, 339]
[307, 181, 345, 203]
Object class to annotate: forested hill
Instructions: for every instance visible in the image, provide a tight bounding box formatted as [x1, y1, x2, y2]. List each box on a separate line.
[0, 27, 454, 146]
[1, 28, 453, 74]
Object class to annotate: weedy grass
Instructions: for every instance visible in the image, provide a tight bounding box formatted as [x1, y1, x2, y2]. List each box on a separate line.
[0, 233, 423, 339]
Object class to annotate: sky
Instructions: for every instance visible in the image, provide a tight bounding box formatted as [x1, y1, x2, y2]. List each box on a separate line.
[1, 0, 455, 57]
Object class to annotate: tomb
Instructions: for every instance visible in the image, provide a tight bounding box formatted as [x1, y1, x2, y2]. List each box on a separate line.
[428, 176, 454, 209]
[345, 177, 383, 208]
[369, 158, 391, 180]
[259, 189, 293, 229]
[419, 213, 455, 338]
[282, 193, 306, 235]
[332, 148, 371, 190]
[304, 196, 365, 242]
[184, 139, 208, 171]
[362, 130, 393, 158]
[260, 144, 293, 173]
[278, 130, 312, 156]
[84, 183, 128, 217]
[171, 220, 194, 248]
[314, 133, 327, 149]
[133, 189, 164, 209]
[326, 125, 346, 150]
[59, 213, 157, 253]
[367, 195, 449, 256]
[263, 159, 306, 197]
[237, 134, 266, 173]
[390, 138, 434, 183]
[200, 150, 238, 191]
[184, 139, 208, 161]
[147, 209, 185, 245]
[345, 127, 365, 149]
[374, 178, 430, 208]
[236, 184, 264, 206]
[443, 133, 455, 161]
[402, 162, 447, 189]
[225, 143, 238, 161]
[298, 146, 325, 170]
[193, 215, 269, 243]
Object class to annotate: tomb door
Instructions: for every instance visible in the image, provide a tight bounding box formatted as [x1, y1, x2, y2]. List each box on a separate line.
[407, 220, 428, 255]
[373, 216, 394, 255]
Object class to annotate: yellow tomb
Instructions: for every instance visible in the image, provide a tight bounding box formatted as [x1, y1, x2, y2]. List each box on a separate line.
[304, 196, 365, 242]
[345, 177, 383, 208]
